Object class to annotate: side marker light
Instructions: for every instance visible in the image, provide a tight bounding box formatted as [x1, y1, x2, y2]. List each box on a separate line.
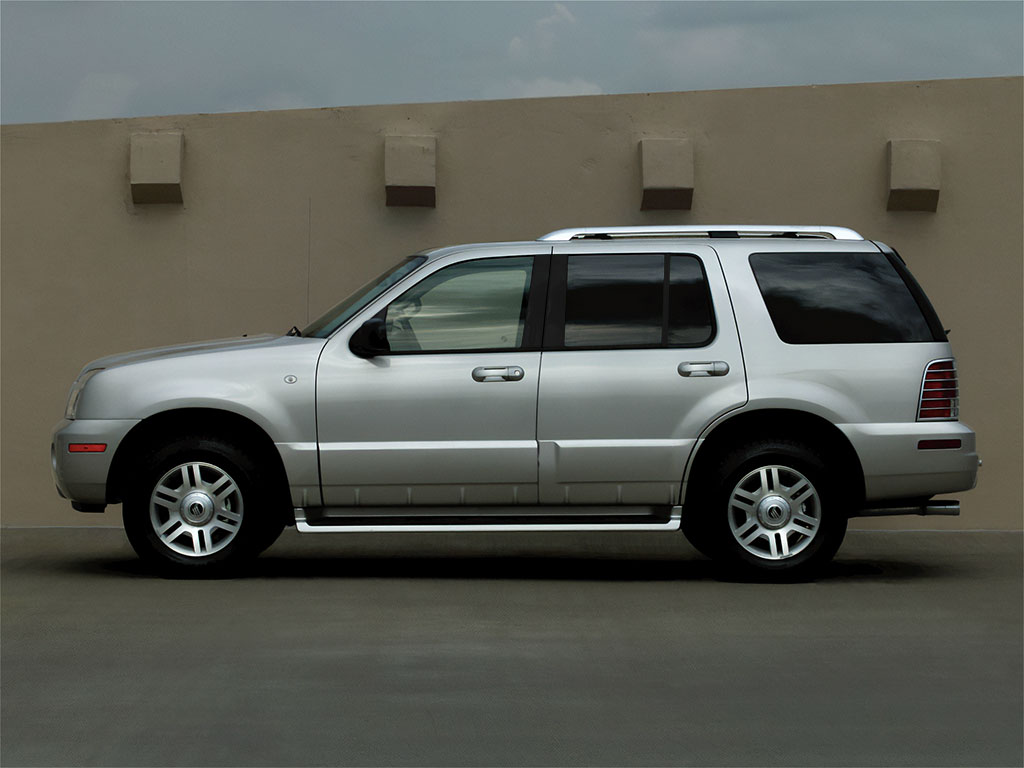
[917, 439, 961, 450]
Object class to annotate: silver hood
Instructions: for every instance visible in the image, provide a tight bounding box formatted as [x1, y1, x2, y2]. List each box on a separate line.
[76, 334, 285, 376]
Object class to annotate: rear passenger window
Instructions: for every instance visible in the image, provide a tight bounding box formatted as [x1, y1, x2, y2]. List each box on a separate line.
[562, 254, 714, 348]
[749, 252, 938, 344]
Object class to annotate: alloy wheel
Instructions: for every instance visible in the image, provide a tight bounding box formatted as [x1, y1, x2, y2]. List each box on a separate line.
[149, 462, 244, 557]
[727, 464, 821, 560]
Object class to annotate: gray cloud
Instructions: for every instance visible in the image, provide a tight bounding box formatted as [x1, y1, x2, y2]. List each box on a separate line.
[2, 1, 1020, 125]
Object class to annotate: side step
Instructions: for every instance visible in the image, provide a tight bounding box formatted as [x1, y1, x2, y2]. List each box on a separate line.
[854, 500, 960, 517]
[294, 505, 682, 533]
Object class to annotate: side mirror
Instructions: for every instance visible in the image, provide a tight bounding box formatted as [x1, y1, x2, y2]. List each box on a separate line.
[349, 317, 389, 358]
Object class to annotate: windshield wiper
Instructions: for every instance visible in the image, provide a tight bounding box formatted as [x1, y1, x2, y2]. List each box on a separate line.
[286, 326, 302, 337]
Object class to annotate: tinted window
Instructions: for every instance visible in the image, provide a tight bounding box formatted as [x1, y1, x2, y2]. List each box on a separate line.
[384, 257, 532, 352]
[750, 252, 937, 344]
[565, 254, 663, 347]
[669, 255, 715, 345]
[562, 254, 714, 348]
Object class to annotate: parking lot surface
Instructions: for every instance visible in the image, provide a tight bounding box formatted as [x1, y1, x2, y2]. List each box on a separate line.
[2, 527, 1021, 767]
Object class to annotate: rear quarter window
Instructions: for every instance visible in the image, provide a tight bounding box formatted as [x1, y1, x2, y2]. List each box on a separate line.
[749, 252, 943, 344]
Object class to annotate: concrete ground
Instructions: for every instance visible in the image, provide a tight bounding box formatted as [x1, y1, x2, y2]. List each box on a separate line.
[1, 527, 1021, 767]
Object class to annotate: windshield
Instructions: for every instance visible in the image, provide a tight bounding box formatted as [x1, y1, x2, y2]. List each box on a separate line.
[301, 255, 427, 338]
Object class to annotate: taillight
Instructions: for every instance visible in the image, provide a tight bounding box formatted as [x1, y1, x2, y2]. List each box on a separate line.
[918, 359, 959, 421]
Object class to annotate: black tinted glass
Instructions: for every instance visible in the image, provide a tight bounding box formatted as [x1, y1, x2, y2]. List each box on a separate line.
[750, 252, 936, 344]
[668, 255, 715, 345]
[564, 254, 663, 347]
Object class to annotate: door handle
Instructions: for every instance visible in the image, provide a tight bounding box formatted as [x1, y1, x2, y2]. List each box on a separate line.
[472, 366, 525, 382]
[678, 361, 730, 377]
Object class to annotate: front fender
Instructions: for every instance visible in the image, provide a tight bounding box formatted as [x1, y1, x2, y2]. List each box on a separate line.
[74, 341, 321, 444]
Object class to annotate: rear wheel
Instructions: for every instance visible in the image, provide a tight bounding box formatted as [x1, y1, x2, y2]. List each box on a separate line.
[123, 434, 284, 575]
[685, 439, 848, 579]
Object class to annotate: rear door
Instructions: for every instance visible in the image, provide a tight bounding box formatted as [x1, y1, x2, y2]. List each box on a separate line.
[537, 242, 747, 505]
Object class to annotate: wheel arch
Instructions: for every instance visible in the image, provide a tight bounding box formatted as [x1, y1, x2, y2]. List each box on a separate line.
[107, 407, 291, 511]
[683, 408, 865, 509]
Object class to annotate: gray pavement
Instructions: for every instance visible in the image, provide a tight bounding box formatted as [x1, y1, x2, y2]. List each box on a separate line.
[2, 527, 1021, 767]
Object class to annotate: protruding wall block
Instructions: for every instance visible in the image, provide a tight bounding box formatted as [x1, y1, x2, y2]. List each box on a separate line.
[640, 138, 694, 210]
[385, 135, 436, 207]
[887, 139, 941, 211]
[130, 132, 184, 204]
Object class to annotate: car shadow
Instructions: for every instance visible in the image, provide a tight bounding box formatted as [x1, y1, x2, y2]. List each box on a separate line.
[54, 550, 956, 583]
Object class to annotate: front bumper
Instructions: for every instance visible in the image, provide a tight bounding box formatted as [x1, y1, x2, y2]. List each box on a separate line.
[51, 418, 139, 507]
[837, 421, 979, 502]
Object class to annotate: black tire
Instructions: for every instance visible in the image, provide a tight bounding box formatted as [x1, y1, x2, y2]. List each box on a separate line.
[685, 438, 848, 579]
[122, 433, 284, 576]
[680, 507, 716, 559]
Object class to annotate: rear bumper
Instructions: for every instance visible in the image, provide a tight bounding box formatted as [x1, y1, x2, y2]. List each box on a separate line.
[837, 421, 978, 502]
[51, 418, 138, 508]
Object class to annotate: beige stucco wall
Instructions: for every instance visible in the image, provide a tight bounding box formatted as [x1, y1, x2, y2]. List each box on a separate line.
[2, 77, 1021, 529]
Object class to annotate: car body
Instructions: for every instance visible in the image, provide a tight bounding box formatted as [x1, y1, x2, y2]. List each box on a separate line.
[52, 225, 979, 575]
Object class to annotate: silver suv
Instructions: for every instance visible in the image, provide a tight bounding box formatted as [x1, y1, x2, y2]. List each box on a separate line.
[52, 225, 979, 577]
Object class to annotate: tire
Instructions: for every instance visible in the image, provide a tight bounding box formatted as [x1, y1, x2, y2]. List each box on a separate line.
[122, 433, 285, 576]
[686, 438, 849, 579]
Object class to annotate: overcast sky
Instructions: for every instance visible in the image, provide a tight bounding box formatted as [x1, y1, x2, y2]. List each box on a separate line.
[2, 1, 1021, 125]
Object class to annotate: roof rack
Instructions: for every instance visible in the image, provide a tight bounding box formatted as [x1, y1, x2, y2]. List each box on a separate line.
[538, 225, 864, 242]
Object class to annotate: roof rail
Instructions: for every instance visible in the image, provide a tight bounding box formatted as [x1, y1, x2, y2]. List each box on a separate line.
[538, 225, 864, 242]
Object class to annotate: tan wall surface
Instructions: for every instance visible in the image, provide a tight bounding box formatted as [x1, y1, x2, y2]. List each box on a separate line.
[2, 77, 1021, 528]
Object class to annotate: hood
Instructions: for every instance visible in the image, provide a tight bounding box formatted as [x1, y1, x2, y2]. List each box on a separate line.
[78, 334, 287, 376]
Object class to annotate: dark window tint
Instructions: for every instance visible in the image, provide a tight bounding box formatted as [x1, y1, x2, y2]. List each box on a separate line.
[565, 254, 663, 347]
[563, 254, 714, 348]
[750, 252, 938, 344]
[669, 255, 715, 345]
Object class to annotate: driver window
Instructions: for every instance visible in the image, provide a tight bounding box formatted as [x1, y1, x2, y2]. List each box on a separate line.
[384, 257, 533, 352]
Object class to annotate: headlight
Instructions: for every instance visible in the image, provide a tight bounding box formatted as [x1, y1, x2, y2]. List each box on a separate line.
[64, 368, 104, 420]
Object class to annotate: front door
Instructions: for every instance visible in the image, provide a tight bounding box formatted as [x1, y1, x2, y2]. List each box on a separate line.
[316, 251, 546, 508]
[537, 243, 748, 505]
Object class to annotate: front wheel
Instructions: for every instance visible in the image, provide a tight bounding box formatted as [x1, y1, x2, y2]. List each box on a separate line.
[686, 439, 849, 579]
[122, 434, 284, 575]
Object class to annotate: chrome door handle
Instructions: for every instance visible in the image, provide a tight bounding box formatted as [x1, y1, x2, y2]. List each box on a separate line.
[472, 366, 525, 382]
[678, 361, 730, 377]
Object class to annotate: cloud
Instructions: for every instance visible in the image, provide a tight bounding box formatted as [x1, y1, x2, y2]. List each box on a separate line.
[508, 36, 528, 61]
[484, 76, 603, 100]
[64, 72, 139, 121]
[634, 1, 1023, 93]
[2, 1, 1020, 124]
[507, 2, 578, 61]
[537, 2, 576, 31]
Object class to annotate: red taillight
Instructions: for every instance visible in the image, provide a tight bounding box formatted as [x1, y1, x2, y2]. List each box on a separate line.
[918, 360, 959, 421]
[68, 443, 106, 453]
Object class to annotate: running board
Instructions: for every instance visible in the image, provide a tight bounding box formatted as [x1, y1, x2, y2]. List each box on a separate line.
[294, 505, 682, 533]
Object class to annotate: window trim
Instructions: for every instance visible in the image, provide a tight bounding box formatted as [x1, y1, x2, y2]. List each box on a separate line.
[368, 254, 550, 356]
[542, 252, 718, 351]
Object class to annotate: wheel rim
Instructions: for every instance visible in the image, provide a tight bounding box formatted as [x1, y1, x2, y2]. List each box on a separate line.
[727, 464, 821, 561]
[149, 462, 244, 558]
